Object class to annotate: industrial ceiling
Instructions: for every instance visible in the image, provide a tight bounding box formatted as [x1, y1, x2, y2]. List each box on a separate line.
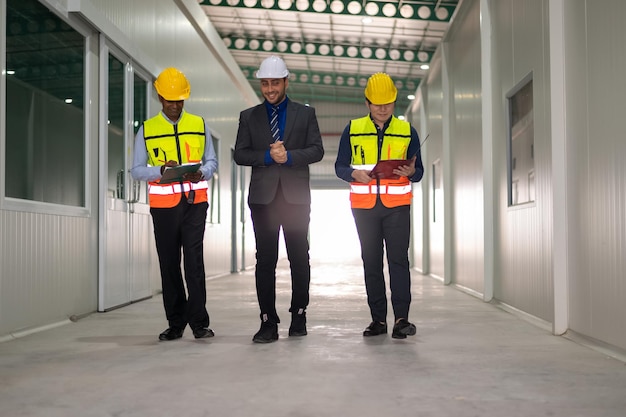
[199, 0, 460, 114]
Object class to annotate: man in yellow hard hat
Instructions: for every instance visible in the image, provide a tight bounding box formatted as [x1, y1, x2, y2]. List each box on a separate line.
[131, 67, 218, 341]
[334, 72, 424, 339]
[234, 55, 324, 343]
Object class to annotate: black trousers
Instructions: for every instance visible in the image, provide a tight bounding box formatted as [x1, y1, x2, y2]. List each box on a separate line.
[249, 185, 311, 324]
[352, 200, 411, 323]
[151, 197, 209, 331]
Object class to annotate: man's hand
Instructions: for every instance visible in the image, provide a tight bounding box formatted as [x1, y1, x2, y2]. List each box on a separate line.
[392, 155, 417, 178]
[160, 160, 179, 175]
[352, 169, 373, 184]
[270, 140, 288, 164]
[183, 171, 203, 183]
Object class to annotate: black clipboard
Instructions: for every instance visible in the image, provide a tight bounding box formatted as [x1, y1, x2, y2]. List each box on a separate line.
[369, 159, 410, 180]
[159, 163, 201, 184]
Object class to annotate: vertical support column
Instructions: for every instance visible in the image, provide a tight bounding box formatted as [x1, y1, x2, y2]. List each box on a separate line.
[0, 0, 6, 202]
[480, 0, 495, 302]
[441, 42, 453, 286]
[549, 0, 569, 335]
[419, 88, 430, 275]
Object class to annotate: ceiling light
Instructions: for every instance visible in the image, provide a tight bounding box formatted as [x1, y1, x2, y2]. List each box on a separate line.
[65, 98, 73, 104]
[420, 64, 430, 70]
[407, 94, 416, 100]
[6, 69, 16, 75]
[361, 17, 372, 24]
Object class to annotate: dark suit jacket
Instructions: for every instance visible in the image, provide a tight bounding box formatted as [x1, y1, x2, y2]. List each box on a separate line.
[234, 99, 324, 205]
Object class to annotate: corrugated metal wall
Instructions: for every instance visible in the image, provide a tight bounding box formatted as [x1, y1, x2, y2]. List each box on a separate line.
[565, 0, 626, 350]
[423, 54, 445, 281]
[0, 213, 97, 335]
[409, 0, 626, 353]
[490, 0, 553, 322]
[407, 92, 426, 272]
[446, 0, 484, 292]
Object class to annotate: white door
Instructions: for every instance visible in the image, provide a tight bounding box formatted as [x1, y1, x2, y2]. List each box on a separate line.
[98, 38, 152, 311]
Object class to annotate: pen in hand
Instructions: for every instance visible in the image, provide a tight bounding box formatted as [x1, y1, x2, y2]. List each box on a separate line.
[160, 160, 179, 175]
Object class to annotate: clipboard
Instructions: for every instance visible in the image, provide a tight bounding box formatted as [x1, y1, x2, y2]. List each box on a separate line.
[159, 163, 201, 184]
[369, 159, 411, 180]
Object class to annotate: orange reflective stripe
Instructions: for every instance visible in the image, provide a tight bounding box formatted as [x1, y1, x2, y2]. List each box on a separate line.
[148, 181, 209, 208]
[148, 181, 209, 195]
[349, 178, 412, 209]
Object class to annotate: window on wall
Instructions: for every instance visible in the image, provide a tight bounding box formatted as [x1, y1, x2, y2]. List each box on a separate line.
[5, 0, 86, 206]
[507, 75, 535, 206]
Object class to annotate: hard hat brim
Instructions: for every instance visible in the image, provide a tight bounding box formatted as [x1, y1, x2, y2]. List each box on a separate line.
[159, 92, 190, 101]
[255, 70, 290, 79]
[366, 91, 397, 105]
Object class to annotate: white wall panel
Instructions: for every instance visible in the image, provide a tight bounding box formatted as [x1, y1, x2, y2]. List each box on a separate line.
[0, 211, 97, 336]
[425, 53, 445, 280]
[0, 4, 100, 339]
[407, 91, 426, 272]
[490, 0, 553, 322]
[446, 0, 484, 293]
[565, 0, 626, 350]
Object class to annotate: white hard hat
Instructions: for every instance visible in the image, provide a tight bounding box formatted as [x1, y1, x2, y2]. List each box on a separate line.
[255, 55, 289, 79]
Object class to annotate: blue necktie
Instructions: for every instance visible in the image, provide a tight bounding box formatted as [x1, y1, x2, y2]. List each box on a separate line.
[270, 106, 280, 142]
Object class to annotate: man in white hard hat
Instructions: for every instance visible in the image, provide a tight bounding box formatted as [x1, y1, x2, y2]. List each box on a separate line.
[234, 55, 324, 343]
[131, 67, 218, 341]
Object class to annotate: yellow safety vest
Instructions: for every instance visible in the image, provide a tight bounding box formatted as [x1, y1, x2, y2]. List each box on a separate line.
[349, 116, 412, 209]
[143, 111, 209, 208]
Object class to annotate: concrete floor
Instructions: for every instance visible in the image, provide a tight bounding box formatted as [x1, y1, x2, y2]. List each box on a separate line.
[1, 257, 625, 417]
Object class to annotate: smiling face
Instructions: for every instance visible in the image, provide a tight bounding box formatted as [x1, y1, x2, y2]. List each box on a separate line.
[260, 78, 288, 105]
[367, 101, 395, 127]
[159, 95, 184, 122]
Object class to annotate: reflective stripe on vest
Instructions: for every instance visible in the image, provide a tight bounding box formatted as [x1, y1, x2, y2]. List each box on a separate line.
[350, 184, 412, 195]
[348, 116, 413, 209]
[148, 180, 209, 195]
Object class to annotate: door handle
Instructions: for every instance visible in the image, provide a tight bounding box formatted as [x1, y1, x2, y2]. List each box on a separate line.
[127, 176, 140, 204]
[116, 169, 125, 199]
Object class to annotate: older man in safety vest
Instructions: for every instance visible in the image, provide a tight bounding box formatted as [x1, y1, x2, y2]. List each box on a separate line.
[335, 72, 424, 339]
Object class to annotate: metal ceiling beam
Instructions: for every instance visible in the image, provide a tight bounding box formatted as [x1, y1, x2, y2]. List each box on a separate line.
[199, 0, 456, 22]
[240, 65, 419, 93]
[224, 36, 434, 64]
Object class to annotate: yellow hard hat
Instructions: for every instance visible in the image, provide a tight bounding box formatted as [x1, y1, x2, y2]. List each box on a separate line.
[154, 67, 190, 101]
[364, 72, 397, 105]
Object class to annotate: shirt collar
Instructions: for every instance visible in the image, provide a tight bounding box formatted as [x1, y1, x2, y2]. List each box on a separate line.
[369, 113, 393, 130]
[161, 109, 185, 125]
[264, 97, 289, 112]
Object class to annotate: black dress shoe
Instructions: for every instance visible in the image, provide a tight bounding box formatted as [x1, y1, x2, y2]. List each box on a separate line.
[193, 328, 215, 339]
[392, 319, 416, 339]
[158, 327, 184, 341]
[289, 311, 307, 337]
[363, 321, 387, 337]
[253, 321, 278, 343]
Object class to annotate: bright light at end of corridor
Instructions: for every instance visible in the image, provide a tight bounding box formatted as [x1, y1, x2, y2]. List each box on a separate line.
[309, 189, 361, 261]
